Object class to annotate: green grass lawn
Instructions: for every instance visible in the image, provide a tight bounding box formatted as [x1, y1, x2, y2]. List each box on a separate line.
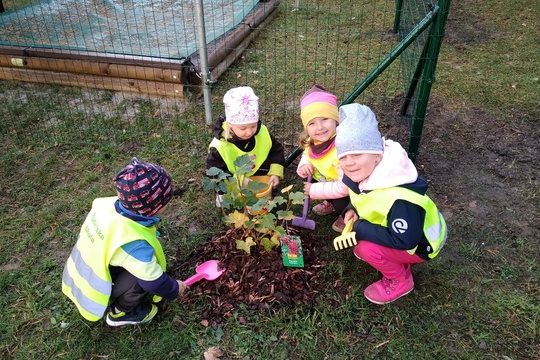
[1, 0, 539, 359]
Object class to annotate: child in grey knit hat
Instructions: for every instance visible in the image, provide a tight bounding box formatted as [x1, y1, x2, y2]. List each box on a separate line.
[335, 103, 447, 305]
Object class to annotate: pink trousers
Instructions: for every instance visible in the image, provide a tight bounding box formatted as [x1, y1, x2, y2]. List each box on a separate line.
[354, 240, 426, 280]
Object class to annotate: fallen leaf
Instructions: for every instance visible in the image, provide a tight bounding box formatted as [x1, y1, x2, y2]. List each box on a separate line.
[236, 238, 256, 254]
[200, 319, 209, 327]
[203, 346, 223, 360]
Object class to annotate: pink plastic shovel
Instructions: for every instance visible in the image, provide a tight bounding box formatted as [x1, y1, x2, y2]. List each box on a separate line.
[184, 260, 226, 286]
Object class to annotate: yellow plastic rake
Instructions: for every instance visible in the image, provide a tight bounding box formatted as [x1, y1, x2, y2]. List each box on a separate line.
[333, 219, 357, 250]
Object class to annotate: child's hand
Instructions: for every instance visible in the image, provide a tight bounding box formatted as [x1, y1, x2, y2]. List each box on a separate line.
[298, 164, 314, 178]
[343, 209, 359, 224]
[269, 175, 280, 188]
[242, 176, 251, 188]
[177, 280, 187, 296]
[303, 182, 312, 196]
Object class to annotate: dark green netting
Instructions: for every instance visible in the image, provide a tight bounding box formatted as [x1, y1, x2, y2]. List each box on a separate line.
[0, 0, 259, 58]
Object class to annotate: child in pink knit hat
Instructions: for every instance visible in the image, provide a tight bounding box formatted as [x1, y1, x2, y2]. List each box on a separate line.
[207, 86, 285, 206]
[296, 84, 350, 232]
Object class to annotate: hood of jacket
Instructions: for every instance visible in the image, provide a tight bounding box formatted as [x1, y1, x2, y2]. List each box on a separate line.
[343, 139, 420, 193]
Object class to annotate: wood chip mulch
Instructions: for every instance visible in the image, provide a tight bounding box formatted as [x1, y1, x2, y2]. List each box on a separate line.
[172, 226, 342, 323]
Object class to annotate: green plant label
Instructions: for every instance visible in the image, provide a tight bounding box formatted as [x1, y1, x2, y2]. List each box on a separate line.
[280, 235, 304, 268]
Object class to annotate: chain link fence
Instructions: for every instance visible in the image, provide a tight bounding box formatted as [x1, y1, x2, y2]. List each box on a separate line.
[0, 0, 450, 162]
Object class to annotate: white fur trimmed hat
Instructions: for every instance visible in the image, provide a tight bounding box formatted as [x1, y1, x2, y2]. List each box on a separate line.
[335, 103, 384, 159]
[223, 86, 259, 125]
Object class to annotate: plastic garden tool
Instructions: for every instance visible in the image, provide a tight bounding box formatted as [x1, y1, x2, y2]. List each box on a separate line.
[333, 219, 357, 250]
[292, 175, 316, 230]
[184, 260, 226, 286]
[247, 175, 273, 215]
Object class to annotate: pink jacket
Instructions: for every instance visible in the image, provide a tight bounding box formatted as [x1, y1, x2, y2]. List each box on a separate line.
[296, 152, 350, 200]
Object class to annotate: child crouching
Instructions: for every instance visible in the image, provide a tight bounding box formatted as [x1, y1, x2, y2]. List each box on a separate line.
[296, 84, 349, 232]
[207, 86, 285, 206]
[62, 158, 187, 326]
[335, 104, 447, 304]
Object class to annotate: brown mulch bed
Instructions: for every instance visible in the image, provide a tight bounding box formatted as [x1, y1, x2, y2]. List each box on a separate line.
[172, 226, 340, 323]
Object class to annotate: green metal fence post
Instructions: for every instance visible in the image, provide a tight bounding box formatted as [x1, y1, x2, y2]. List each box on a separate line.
[284, 146, 304, 168]
[340, 6, 438, 106]
[400, 36, 430, 116]
[393, 0, 404, 33]
[408, 0, 451, 162]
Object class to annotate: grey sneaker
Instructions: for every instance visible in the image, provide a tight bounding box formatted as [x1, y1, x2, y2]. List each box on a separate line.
[106, 303, 158, 327]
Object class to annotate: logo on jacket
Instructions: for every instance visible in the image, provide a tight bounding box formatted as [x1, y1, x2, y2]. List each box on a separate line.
[391, 219, 408, 234]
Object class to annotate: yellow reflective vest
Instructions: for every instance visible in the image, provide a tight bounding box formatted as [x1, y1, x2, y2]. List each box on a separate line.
[349, 186, 447, 259]
[62, 197, 166, 321]
[304, 145, 339, 182]
[209, 125, 272, 177]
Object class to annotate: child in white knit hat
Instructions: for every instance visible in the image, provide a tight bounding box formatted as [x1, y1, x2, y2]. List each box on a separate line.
[336, 103, 447, 305]
[296, 84, 350, 232]
[207, 86, 285, 206]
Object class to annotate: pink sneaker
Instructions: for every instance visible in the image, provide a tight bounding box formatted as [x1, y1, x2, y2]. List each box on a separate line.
[364, 274, 414, 305]
[331, 215, 345, 232]
[312, 200, 335, 216]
